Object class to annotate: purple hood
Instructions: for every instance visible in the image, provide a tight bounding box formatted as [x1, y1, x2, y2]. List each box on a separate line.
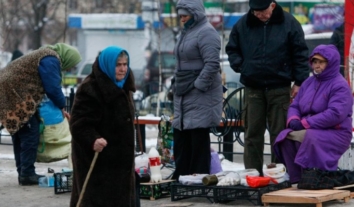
[309, 44, 341, 80]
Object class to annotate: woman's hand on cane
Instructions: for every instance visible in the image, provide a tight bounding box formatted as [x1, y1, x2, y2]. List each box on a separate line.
[93, 138, 107, 152]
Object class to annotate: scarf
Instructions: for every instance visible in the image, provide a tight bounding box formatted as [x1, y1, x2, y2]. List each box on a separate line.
[98, 46, 130, 89]
[46, 43, 82, 70]
[184, 17, 195, 29]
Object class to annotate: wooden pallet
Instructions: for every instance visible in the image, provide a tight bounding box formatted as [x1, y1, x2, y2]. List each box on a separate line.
[261, 187, 350, 207]
[334, 184, 354, 198]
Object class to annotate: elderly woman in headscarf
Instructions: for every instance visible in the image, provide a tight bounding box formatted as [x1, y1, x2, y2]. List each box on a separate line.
[69, 46, 137, 207]
[274, 44, 353, 184]
[0, 43, 81, 185]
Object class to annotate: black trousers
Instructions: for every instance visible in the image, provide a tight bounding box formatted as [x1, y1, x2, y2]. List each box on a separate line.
[172, 128, 211, 180]
[135, 172, 140, 207]
[11, 115, 40, 177]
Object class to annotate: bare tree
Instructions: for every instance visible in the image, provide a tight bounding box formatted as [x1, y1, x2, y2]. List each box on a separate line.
[0, 0, 67, 51]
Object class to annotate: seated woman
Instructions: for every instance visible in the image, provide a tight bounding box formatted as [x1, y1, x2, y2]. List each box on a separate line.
[274, 44, 353, 184]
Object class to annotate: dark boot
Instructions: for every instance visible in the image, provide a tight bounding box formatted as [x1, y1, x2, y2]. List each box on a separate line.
[20, 174, 45, 186]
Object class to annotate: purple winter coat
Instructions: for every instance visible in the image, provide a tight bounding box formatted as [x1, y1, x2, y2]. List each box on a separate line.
[274, 44, 353, 171]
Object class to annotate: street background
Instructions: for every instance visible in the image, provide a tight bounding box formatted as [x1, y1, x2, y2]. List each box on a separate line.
[0, 127, 353, 207]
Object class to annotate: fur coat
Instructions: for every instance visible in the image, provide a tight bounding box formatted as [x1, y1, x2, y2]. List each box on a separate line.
[69, 58, 137, 207]
[0, 48, 60, 134]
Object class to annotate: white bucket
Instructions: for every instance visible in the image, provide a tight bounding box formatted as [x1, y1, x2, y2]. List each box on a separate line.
[263, 163, 286, 179]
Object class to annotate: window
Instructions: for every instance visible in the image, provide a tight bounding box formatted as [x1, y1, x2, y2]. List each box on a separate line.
[82, 64, 93, 76]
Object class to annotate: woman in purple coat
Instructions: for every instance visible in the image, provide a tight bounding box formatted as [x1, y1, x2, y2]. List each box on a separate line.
[274, 44, 353, 184]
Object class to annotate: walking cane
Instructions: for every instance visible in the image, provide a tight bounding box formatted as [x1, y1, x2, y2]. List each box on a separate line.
[76, 151, 99, 207]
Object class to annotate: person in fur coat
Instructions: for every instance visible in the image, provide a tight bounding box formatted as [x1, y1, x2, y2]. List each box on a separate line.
[70, 46, 137, 207]
[274, 44, 353, 184]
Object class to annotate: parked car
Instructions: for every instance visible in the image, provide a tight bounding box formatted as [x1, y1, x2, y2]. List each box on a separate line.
[63, 59, 144, 90]
[142, 50, 175, 97]
[138, 61, 243, 117]
[76, 60, 94, 84]
[221, 61, 243, 96]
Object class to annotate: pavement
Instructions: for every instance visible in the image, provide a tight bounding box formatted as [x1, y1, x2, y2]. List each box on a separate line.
[0, 128, 354, 207]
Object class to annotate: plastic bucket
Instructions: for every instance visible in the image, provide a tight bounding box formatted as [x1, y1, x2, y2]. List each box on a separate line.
[263, 163, 286, 179]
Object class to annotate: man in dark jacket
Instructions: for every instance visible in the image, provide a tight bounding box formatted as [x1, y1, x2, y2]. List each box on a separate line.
[330, 23, 344, 77]
[226, 0, 309, 175]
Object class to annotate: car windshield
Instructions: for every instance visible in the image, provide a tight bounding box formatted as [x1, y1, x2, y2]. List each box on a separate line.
[82, 64, 93, 75]
[152, 53, 175, 68]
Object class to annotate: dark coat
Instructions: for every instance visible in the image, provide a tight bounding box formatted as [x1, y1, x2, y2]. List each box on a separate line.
[226, 3, 309, 88]
[69, 58, 136, 207]
[330, 23, 344, 75]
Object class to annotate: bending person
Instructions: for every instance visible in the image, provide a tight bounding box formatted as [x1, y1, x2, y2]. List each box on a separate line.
[0, 43, 81, 185]
[274, 44, 353, 184]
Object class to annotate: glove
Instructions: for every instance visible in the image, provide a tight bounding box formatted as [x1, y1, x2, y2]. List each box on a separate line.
[167, 91, 173, 101]
[289, 119, 305, 131]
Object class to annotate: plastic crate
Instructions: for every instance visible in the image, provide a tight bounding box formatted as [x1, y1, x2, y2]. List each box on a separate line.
[171, 183, 216, 203]
[215, 181, 292, 205]
[171, 181, 291, 205]
[54, 172, 73, 194]
[140, 180, 174, 200]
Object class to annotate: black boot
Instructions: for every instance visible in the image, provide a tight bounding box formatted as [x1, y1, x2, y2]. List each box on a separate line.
[20, 174, 45, 186]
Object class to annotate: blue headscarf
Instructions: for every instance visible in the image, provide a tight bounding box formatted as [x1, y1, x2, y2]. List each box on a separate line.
[98, 46, 130, 88]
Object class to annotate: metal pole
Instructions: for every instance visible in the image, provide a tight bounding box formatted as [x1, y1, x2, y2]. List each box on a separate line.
[156, 0, 162, 117]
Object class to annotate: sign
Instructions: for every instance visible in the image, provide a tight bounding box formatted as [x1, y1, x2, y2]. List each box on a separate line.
[312, 4, 344, 32]
[277, 1, 343, 26]
[68, 14, 140, 29]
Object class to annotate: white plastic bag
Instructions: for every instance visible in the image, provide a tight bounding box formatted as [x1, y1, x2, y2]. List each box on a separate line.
[216, 171, 241, 186]
[134, 152, 149, 173]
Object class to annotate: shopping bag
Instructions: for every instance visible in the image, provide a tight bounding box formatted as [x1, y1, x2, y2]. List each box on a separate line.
[297, 168, 354, 190]
[36, 118, 71, 163]
[38, 95, 64, 125]
[156, 115, 174, 165]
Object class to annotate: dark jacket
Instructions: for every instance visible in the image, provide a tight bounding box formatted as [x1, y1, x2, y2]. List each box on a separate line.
[226, 3, 309, 88]
[330, 23, 344, 75]
[10, 49, 23, 61]
[38, 56, 66, 109]
[69, 58, 136, 207]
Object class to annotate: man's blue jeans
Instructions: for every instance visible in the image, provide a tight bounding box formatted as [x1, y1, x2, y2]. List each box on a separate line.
[12, 115, 40, 177]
